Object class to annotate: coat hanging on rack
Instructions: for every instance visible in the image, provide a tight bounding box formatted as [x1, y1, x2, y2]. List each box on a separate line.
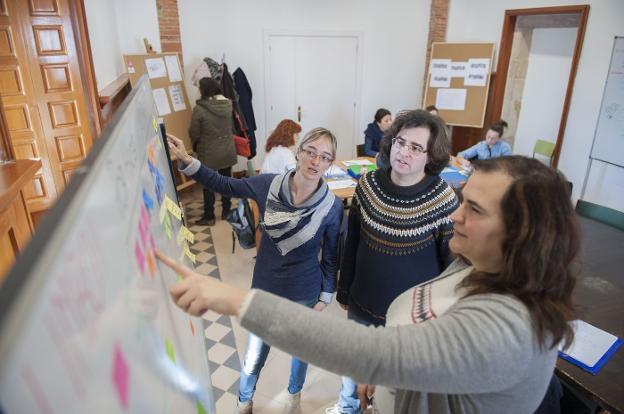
[233, 67, 257, 158]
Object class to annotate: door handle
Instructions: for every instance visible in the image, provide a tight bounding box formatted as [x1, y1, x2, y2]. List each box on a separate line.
[297, 106, 302, 122]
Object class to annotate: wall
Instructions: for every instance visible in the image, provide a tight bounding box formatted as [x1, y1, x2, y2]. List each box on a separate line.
[514, 27, 576, 157]
[178, 0, 432, 162]
[84, 0, 161, 91]
[448, 0, 624, 211]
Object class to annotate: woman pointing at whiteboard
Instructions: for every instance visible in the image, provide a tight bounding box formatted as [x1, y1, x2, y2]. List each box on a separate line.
[167, 129, 343, 414]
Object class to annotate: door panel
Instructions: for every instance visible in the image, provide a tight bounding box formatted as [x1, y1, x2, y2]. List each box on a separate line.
[0, 0, 93, 212]
[267, 34, 359, 160]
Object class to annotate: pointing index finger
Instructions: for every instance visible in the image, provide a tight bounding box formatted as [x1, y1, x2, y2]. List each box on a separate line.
[155, 249, 191, 279]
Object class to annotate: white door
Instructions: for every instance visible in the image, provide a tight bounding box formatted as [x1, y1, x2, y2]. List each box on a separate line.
[266, 34, 359, 160]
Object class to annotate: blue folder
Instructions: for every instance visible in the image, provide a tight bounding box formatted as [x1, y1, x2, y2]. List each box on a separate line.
[558, 337, 623, 375]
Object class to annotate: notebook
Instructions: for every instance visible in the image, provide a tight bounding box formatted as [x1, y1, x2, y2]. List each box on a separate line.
[558, 320, 623, 375]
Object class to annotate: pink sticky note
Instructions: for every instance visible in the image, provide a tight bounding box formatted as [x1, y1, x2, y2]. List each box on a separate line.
[134, 241, 145, 274]
[112, 343, 129, 409]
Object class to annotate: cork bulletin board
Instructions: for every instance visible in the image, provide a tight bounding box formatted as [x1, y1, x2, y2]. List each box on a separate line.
[423, 43, 495, 128]
[123, 53, 193, 149]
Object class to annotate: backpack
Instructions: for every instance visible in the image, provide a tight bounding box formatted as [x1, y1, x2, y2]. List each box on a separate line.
[225, 199, 256, 251]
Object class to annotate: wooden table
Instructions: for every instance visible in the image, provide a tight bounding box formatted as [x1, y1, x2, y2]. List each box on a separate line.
[0, 159, 41, 282]
[325, 157, 375, 199]
[555, 216, 624, 413]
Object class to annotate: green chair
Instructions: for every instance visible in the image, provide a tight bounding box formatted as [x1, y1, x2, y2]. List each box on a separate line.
[532, 140, 556, 166]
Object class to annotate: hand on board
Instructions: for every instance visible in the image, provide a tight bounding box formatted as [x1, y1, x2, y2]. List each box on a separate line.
[155, 250, 248, 317]
[166, 134, 193, 164]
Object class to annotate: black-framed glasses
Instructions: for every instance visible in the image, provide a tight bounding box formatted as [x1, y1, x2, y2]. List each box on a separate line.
[299, 148, 334, 164]
[391, 137, 427, 155]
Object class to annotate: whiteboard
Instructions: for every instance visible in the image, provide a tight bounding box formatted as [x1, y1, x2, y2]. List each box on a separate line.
[590, 36, 624, 167]
[0, 77, 215, 413]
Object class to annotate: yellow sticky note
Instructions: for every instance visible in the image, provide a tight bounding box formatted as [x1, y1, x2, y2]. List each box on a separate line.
[197, 401, 207, 414]
[159, 201, 167, 223]
[152, 117, 158, 132]
[183, 243, 196, 263]
[165, 338, 176, 364]
[164, 214, 172, 239]
[164, 196, 182, 221]
[177, 226, 194, 244]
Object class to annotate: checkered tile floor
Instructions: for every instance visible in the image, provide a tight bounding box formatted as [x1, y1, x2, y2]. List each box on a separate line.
[181, 189, 242, 407]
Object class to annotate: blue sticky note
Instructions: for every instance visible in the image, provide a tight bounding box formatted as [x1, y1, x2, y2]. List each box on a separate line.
[142, 189, 154, 211]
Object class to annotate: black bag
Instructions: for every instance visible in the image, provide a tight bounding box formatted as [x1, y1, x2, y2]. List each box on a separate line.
[225, 199, 256, 251]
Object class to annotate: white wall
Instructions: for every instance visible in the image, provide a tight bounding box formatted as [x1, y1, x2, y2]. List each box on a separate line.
[448, 0, 624, 211]
[84, 0, 160, 91]
[513, 27, 575, 157]
[178, 0, 431, 162]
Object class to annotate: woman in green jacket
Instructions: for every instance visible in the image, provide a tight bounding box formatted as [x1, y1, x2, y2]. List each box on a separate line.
[190, 77, 238, 225]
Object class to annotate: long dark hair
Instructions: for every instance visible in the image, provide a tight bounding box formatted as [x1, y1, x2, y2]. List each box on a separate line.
[460, 156, 579, 349]
[198, 77, 222, 99]
[379, 109, 450, 175]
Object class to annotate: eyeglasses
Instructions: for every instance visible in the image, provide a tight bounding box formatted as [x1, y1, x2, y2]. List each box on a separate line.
[391, 137, 427, 155]
[299, 148, 334, 164]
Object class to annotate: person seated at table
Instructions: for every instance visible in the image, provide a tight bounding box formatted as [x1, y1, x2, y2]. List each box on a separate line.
[455, 120, 511, 168]
[363, 108, 392, 157]
[328, 109, 459, 414]
[261, 119, 302, 174]
[157, 155, 580, 414]
[425, 104, 439, 116]
[166, 128, 343, 414]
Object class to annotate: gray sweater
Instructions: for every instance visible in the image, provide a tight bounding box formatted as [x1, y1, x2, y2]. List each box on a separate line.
[239, 263, 557, 414]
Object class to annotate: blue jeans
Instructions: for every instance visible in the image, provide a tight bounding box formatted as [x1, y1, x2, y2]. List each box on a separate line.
[238, 297, 318, 402]
[337, 310, 376, 413]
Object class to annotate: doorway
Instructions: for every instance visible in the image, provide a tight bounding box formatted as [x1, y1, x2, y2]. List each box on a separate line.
[264, 31, 361, 160]
[490, 5, 589, 167]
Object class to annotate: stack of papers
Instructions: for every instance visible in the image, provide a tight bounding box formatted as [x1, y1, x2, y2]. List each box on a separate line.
[327, 179, 357, 190]
[324, 165, 349, 179]
[342, 159, 374, 167]
[558, 320, 623, 375]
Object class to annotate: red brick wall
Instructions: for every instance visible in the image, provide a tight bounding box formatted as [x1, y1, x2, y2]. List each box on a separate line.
[423, 0, 449, 101]
[156, 0, 183, 64]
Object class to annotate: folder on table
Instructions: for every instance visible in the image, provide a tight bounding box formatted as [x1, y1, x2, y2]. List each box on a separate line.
[558, 320, 623, 375]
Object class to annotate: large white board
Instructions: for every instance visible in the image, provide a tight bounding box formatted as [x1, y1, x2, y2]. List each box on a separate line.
[0, 77, 215, 413]
[590, 36, 624, 167]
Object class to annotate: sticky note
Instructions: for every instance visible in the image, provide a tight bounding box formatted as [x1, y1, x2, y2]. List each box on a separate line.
[164, 214, 172, 240]
[112, 343, 129, 409]
[165, 196, 182, 221]
[183, 242, 196, 263]
[146, 249, 156, 278]
[157, 135, 162, 149]
[152, 116, 158, 132]
[177, 226, 194, 245]
[134, 241, 145, 273]
[197, 401, 207, 414]
[142, 189, 154, 211]
[165, 338, 176, 364]
[159, 201, 167, 223]
[148, 143, 156, 165]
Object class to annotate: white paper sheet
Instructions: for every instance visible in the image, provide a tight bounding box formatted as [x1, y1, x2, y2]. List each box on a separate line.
[450, 61, 467, 78]
[342, 159, 373, 166]
[560, 320, 619, 367]
[323, 165, 348, 178]
[430, 74, 451, 88]
[168, 84, 186, 112]
[430, 59, 451, 75]
[152, 88, 171, 116]
[435, 88, 467, 111]
[429, 59, 451, 87]
[165, 55, 182, 82]
[327, 179, 357, 190]
[464, 58, 490, 86]
[145, 57, 167, 79]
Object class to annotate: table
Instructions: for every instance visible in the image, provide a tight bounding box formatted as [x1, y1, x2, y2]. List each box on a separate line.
[555, 216, 624, 413]
[326, 157, 469, 199]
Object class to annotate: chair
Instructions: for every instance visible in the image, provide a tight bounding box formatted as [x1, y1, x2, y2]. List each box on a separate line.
[356, 144, 365, 157]
[532, 140, 556, 166]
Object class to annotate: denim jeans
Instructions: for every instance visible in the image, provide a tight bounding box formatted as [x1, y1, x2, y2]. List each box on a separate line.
[238, 297, 318, 402]
[337, 310, 377, 413]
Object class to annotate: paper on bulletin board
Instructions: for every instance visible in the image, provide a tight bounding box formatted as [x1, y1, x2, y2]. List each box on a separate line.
[430, 59, 451, 75]
[436, 88, 467, 111]
[152, 88, 172, 116]
[169, 84, 187, 112]
[145, 57, 167, 79]
[429, 59, 451, 87]
[450, 62, 467, 78]
[464, 58, 490, 86]
[165, 55, 183, 82]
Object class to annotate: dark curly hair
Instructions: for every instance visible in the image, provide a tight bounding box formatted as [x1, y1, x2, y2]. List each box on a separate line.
[378, 109, 450, 175]
[460, 156, 579, 350]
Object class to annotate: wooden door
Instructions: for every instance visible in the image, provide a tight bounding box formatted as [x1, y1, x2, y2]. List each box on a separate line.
[0, 0, 94, 213]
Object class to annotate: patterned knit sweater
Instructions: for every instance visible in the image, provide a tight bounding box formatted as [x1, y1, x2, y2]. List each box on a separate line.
[337, 168, 459, 325]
